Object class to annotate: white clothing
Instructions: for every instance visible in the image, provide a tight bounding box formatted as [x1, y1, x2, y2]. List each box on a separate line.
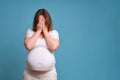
[23, 67, 57, 80]
[25, 29, 59, 71]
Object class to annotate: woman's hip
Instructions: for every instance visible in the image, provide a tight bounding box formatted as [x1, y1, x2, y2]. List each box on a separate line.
[23, 66, 57, 80]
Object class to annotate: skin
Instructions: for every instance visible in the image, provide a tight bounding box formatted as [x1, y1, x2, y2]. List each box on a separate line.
[24, 15, 59, 73]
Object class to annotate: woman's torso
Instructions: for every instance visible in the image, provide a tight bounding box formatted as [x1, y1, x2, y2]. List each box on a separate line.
[26, 29, 56, 72]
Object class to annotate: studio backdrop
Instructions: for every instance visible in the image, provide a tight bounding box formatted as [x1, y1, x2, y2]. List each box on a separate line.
[0, 0, 120, 80]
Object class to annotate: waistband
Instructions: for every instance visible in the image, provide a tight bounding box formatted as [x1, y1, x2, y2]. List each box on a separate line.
[26, 66, 55, 75]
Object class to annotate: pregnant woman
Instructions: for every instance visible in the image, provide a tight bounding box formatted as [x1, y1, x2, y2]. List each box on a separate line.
[23, 9, 59, 80]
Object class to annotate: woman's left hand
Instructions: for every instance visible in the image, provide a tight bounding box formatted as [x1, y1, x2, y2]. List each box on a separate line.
[39, 15, 48, 32]
[41, 19, 48, 32]
[42, 23, 48, 32]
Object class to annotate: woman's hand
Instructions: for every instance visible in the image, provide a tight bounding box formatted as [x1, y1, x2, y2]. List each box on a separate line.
[38, 15, 48, 32]
[42, 23, 48, 33]
[37, 23, 43, 32]
[37, 23, 48, 33]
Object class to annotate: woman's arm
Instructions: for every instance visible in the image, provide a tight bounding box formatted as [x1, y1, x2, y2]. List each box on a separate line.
[43, 29, 59, 52]
[24, 30, 41, 50]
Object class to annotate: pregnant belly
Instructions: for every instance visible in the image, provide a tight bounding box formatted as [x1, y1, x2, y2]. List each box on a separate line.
[26, 47, 55, 71]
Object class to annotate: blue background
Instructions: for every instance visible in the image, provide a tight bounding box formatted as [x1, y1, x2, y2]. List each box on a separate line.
[0, 0, 120, 80]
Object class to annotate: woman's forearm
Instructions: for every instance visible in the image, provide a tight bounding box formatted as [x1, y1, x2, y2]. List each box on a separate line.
[43, 30, 59, 52]
[24, 30, 41, 50]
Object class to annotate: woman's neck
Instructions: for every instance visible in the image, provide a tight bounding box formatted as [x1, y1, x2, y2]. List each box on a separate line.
[39, 32, 44, 39]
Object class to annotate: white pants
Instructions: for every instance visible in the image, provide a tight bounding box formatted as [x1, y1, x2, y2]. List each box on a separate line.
[23, 67, 57, 80]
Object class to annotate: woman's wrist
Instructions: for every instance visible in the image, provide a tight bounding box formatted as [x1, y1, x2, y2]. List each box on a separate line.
[36, 29, 42, 34]
[43, 27, 47, 33]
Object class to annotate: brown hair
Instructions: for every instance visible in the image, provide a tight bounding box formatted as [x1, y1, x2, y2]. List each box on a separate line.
[32, 9, 53, 32]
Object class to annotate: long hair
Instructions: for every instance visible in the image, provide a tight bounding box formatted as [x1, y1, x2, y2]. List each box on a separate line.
[32, 9, 53, 32]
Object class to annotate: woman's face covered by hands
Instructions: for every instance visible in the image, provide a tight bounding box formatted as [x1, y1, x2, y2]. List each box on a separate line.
[37, 15, 48, 32]
[38, 15, 45, 25]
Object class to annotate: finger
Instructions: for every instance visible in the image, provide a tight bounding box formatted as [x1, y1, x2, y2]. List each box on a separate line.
[37, 24, 40, 27]
[42, 24, 44, 28]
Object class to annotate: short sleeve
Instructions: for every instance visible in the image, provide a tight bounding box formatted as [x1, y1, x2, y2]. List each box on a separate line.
[25, 29, 34, 38]
[50, 30, 59, 40]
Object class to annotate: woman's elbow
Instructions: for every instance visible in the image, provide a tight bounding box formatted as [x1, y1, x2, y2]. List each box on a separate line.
[24, 42, 33, 50]
[26, 45, 33, 50]
[50, 42, 59, 51]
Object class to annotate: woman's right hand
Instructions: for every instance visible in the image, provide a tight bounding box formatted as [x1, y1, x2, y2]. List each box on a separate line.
[37, 23, 43, 31]
[37, 15, 45, 32]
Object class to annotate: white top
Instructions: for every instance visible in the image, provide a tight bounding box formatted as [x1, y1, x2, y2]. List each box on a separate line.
[25, 28, 59, 71]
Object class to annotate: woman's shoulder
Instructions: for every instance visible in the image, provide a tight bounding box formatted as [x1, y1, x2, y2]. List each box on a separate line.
[49, 29, 59, 40]
[49, 29, 59, 34]
[27, 28, 34, 33]
[25, 28, 34, 37]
